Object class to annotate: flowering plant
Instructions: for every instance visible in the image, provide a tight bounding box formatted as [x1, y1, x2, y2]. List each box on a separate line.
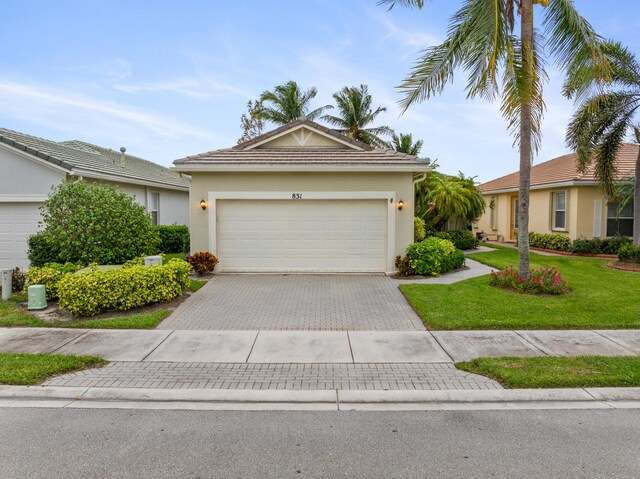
[489, 265, 569, 295]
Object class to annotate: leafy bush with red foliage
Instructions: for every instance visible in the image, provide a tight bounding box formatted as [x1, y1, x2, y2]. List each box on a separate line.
[186, 252, 219, 275]
[489, 265, 570, 295]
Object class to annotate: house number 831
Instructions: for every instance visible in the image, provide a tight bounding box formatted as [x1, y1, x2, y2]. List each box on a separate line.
[291, 193, 303, 199]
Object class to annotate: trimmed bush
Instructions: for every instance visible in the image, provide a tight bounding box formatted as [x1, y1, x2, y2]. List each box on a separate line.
[186, 252, 218, 275]
[24, 263, 82, 300]
[414, 217, 426, 242]
[602, 235, 633, 255]
[156, 225, 190, 253]
[406, 237, 465, 277]
[427, 229, 479, 250]
[490, 265, 570, 295]
[618, 243, 640, 263]
[571, 237, 603, 255]
[57, 259, 191, 317]
[27, 232, 62, 267]
[528, 232, 572, 252]
[38, 180, 159, 265]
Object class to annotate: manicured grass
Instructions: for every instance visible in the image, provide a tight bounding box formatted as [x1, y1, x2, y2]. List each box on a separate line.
[0, 352, 106, 385]
[163, 253, 187, 264]
[457, 356, 640, 388]
[0, 298, 172, 329]
[188, 279, 207, 292]
[399, 248, 640, 329]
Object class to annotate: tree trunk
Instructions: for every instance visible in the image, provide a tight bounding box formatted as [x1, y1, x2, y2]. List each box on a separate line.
[634, 142, 640, 246]
[518, 0, 534, 278]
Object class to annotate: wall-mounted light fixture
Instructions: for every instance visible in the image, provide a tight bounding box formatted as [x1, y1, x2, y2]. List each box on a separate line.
[200, 199, 207, 210]
[397, 199, 405, 211]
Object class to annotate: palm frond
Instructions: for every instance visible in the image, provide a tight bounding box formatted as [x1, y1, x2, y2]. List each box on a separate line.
[377, 0, 425, 10]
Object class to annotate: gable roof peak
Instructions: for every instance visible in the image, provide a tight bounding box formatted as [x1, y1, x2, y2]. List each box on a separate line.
[233, 118, 375, 151]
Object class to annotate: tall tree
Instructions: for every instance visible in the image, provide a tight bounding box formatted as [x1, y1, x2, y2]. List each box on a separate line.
[258, 80, 330, 125]
[321, 84, 393, 147]
[380, 0, 608, 277]
[566, 41, 640, 245]
[390, 132, 424, 156]
[237, 100, 265, 144]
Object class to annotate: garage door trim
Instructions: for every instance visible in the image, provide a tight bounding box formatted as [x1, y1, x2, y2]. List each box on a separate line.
[207, 191, 397, 273]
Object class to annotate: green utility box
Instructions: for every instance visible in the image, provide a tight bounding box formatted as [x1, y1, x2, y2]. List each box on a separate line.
[27, 285, 48, 310]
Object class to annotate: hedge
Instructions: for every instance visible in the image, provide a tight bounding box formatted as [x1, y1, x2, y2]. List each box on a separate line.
[528, 232, 572, 252]
[57, 259, 191, 317]
[426, 229, 479, 250]
[156, 225, 190, 253]
[24, 263, 83, 300]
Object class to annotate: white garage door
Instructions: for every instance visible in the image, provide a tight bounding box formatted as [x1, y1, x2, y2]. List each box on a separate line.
[217, 199, 387, 272]
[0, 203, 42, 269]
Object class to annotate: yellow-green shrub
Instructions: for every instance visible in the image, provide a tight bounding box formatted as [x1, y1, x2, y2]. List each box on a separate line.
[24, 263, 82, 300]
[57, 259, 191, 317]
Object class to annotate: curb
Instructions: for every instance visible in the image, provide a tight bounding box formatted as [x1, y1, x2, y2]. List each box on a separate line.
[1, 386, 640, 411]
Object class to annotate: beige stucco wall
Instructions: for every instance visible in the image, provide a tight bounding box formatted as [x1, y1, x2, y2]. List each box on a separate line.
[477, 185, 608, 241]
[257, 130, 345, 148]
[188, 171, 415, 262]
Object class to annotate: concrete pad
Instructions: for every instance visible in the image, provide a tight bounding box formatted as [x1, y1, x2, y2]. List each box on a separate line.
[56, 330, 171, 361]
[349, 331, 451, 363]
[594, 330, 640, 354]
[431, 330, 544, 362]
[144, 331, 258, 362]
[0, 386, 88, 399]
[517, 330, 635, 357]
[0, 328, 88, 354]
[248, 331, 352, 363]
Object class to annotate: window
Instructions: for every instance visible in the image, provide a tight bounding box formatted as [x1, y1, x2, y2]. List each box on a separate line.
[607, 202, 634, 237]
[489, 196, 497, 230]
[552, 191, 566, 230]
[150, 192, 160, 226]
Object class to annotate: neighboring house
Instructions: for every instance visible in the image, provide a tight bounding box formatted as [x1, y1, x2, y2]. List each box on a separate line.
[0, 128, 190, 269]
[173, 118, 430, 274]
[476, 144, 637, 242]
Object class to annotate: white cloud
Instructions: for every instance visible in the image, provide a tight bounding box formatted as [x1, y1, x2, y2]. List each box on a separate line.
[0, 80, 214, 141]
[114, 76, 251, 100]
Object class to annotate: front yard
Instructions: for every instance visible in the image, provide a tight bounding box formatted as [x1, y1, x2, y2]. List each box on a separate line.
[400, 248, 640, 330]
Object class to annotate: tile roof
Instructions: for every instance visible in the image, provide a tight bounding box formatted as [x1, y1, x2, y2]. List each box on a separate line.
[174, 118, 429, 169]
[480, 143, 638, 192]
[0, 128, 189, 189]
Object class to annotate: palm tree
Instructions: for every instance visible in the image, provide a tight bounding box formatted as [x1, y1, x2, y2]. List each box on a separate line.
[321, 84, 393, 147]
[380, 0, 608, 277]
[566, 41, 640, 245]
[416, 171, 485, 230]
[390, 132, 423, 156]
[258, 81, 330, 125]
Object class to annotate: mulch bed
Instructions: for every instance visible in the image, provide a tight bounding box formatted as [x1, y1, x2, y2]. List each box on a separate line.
[530, 247, 617, 258]
[606, 261, 640, 272]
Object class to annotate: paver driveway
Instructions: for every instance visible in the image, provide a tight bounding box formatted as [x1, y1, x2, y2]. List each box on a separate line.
[158, 275, 425, 331]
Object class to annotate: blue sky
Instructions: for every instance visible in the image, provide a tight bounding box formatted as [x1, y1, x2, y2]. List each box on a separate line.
[2, 0, 639, 182]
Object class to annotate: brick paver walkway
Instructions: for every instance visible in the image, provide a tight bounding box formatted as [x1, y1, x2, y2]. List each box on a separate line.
[44, 362, 501, 390]
[159, 275, 426, 331]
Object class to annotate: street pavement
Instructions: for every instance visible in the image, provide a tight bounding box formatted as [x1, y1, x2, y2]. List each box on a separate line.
[1, 407, 639, 478]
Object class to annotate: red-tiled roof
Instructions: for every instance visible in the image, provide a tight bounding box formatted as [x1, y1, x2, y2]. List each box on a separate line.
[480, 143, 638, 192]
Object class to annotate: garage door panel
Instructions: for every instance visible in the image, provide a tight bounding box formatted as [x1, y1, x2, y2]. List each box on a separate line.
[218, 199, 387, 272]
[0, 203, 42, 269]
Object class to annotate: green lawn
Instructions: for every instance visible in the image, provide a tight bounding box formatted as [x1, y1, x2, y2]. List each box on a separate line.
[457, 356, 640, 388]
[0, 352, 106, 385]
[188, 279, 207, 292]
[400, 248, 640, 329]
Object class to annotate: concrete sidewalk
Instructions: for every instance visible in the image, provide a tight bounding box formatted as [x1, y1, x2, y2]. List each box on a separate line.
[2, 327, 639, 364]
